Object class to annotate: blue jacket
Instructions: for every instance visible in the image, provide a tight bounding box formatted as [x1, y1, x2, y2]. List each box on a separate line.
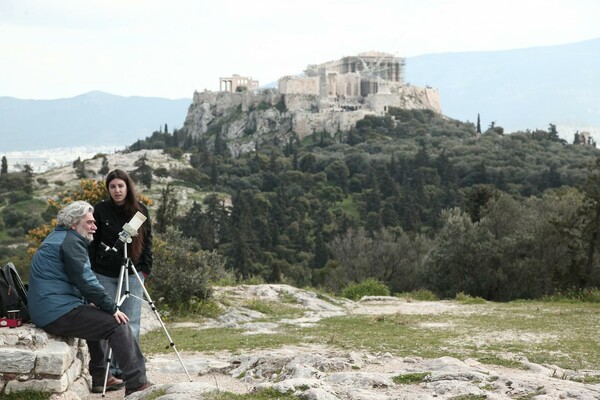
[28, 226, 117, 327]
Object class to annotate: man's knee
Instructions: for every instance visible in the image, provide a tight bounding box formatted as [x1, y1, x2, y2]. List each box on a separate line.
[112, 322, 134, 341]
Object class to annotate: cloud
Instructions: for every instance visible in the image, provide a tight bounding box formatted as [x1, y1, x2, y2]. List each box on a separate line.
[2, 0, 600, 99]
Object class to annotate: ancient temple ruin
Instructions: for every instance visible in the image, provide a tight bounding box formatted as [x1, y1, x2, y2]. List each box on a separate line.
[219, 74, 259, 93]
[277, 51, 440, 115]
[280, 51, 404, 97]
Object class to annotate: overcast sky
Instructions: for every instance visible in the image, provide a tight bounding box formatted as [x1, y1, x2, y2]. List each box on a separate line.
[2, 0, 600, 100]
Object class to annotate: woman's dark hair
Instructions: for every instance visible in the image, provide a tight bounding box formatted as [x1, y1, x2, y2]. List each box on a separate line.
[105, 169, 146, 262]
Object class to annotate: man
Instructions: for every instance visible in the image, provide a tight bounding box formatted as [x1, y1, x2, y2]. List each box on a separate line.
[28, 201, 152, 396]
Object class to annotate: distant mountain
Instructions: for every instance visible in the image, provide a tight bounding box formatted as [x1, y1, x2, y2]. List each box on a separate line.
[2, 38, 598, 151]
[0, 91, 191, 152]
[405, 37, 600, 140]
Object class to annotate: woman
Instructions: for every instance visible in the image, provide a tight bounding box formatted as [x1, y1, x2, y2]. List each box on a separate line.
[89, 169, 153, 378]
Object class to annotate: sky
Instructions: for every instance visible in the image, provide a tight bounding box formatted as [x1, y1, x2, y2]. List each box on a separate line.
[2, 0, 600, 100]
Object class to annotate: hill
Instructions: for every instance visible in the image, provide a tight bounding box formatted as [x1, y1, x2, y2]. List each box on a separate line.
[405, 37, 600, 139]
[0, 91, 191, 152]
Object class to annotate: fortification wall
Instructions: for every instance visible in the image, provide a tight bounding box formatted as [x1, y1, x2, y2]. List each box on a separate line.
[366, 86, 441, 114]
[278, 76, 319, 95]
[192, 89, 282, 113]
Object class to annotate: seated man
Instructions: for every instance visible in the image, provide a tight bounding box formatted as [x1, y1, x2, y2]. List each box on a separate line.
[28, 200, 152, 396]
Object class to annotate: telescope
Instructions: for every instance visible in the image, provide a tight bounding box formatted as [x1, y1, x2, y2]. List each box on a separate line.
[100, 211, 146, 252]
[118, 211, 146, 244]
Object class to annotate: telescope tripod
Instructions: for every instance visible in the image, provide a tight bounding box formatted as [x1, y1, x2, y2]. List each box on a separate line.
[101, 246, 192, 396]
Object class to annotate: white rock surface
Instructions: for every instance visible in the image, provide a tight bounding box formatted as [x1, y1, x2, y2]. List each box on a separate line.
[107, 284, 600, 399]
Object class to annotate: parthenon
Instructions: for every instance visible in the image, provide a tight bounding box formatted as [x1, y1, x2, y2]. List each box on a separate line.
[279, 51, 406, 98]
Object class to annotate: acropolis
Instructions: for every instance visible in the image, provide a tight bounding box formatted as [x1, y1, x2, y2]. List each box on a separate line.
[185, 52, 441, 152]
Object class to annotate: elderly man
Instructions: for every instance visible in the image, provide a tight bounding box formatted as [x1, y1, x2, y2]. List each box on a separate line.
[28, 201, 152, 396]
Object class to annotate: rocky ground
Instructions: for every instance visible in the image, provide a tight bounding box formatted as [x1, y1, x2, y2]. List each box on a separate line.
[76, 284, 600, 400]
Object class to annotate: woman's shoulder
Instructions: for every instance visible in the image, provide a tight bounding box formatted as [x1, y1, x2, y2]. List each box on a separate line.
[94, 199, 110, 208]
[137, 200, 149, 212]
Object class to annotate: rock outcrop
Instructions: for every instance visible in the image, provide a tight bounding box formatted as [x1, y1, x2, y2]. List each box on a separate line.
[129, 285, 600, 400]
[0, 324, 91, 398]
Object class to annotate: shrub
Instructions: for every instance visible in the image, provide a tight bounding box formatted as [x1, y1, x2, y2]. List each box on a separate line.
[541, 287, 600, 303]
[148, 228, 227, 311]
[341, 278, 390, 301]
[455, 292, 486, 304]
[154, 167, 170, 178]
[396, 289, 439, 301]
[392, 372, 430, 384]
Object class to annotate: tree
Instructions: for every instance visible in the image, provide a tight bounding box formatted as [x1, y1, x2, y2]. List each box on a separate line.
[577, 158, 600, 286]
[99, 155, 109, 175]
[426, 208, 497, 299]
[324, 159, 349, 194]
[1, 156, 7, 175]
[464, 184, 496, 222]
[132, 154, 153, 188]
[476, 113, 481, 134]
[155, 183, 178, 234]
[148, 227, 226, 308]
[228, 190, 257, 279]
[72, 157, 87, 179]
[214, 130, 228, 157]
[548, 123, 559, 141]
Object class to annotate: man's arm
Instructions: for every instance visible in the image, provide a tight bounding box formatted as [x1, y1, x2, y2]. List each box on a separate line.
[62, 231, 117, 314]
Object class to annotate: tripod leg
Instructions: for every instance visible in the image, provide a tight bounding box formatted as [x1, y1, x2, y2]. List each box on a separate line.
[128, 264, 193, 381]
[102, 260, 128, 395]
[100, 347, 113, 397]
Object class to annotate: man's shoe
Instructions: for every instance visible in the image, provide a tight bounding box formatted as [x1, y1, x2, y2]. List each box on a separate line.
[125, 382, 154, 397]
[91, 375, 125, 393]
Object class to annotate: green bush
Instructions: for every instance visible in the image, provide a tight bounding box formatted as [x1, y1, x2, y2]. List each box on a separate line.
[455, 292, 486, 304]
[392, 372, 430, 384]
[148, 228, 227, 312]
[341, 278, 390, 301]
[397, 289, 439, 301]
[541, 287, 600, 303]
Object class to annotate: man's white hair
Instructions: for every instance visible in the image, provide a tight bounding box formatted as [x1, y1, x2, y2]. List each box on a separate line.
[56, 201, 94, 228]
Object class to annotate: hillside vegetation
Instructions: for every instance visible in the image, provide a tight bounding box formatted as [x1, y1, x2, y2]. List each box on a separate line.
[2, 109, 600, 304]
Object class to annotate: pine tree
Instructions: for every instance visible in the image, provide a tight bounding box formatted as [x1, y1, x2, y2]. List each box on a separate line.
[1, 156, 7, 175]
[155, 183, 178, 233]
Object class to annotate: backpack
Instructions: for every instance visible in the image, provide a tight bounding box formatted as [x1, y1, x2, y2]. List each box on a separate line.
[0, 262, 30, 322]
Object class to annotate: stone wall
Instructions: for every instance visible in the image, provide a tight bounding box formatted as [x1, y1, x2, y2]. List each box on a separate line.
[0, 323, 90, 398]
[366, 86, 442, 115]
[278, 75, 319, 95]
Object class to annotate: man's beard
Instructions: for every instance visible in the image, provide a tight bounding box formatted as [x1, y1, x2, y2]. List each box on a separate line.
[75, 226, 93, 242]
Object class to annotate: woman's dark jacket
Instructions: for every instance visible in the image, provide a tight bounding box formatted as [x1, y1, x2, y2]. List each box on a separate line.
[89, 199, 153, 278]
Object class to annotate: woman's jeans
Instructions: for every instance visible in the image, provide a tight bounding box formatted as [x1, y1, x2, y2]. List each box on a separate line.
[95, 271, 145, 376]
